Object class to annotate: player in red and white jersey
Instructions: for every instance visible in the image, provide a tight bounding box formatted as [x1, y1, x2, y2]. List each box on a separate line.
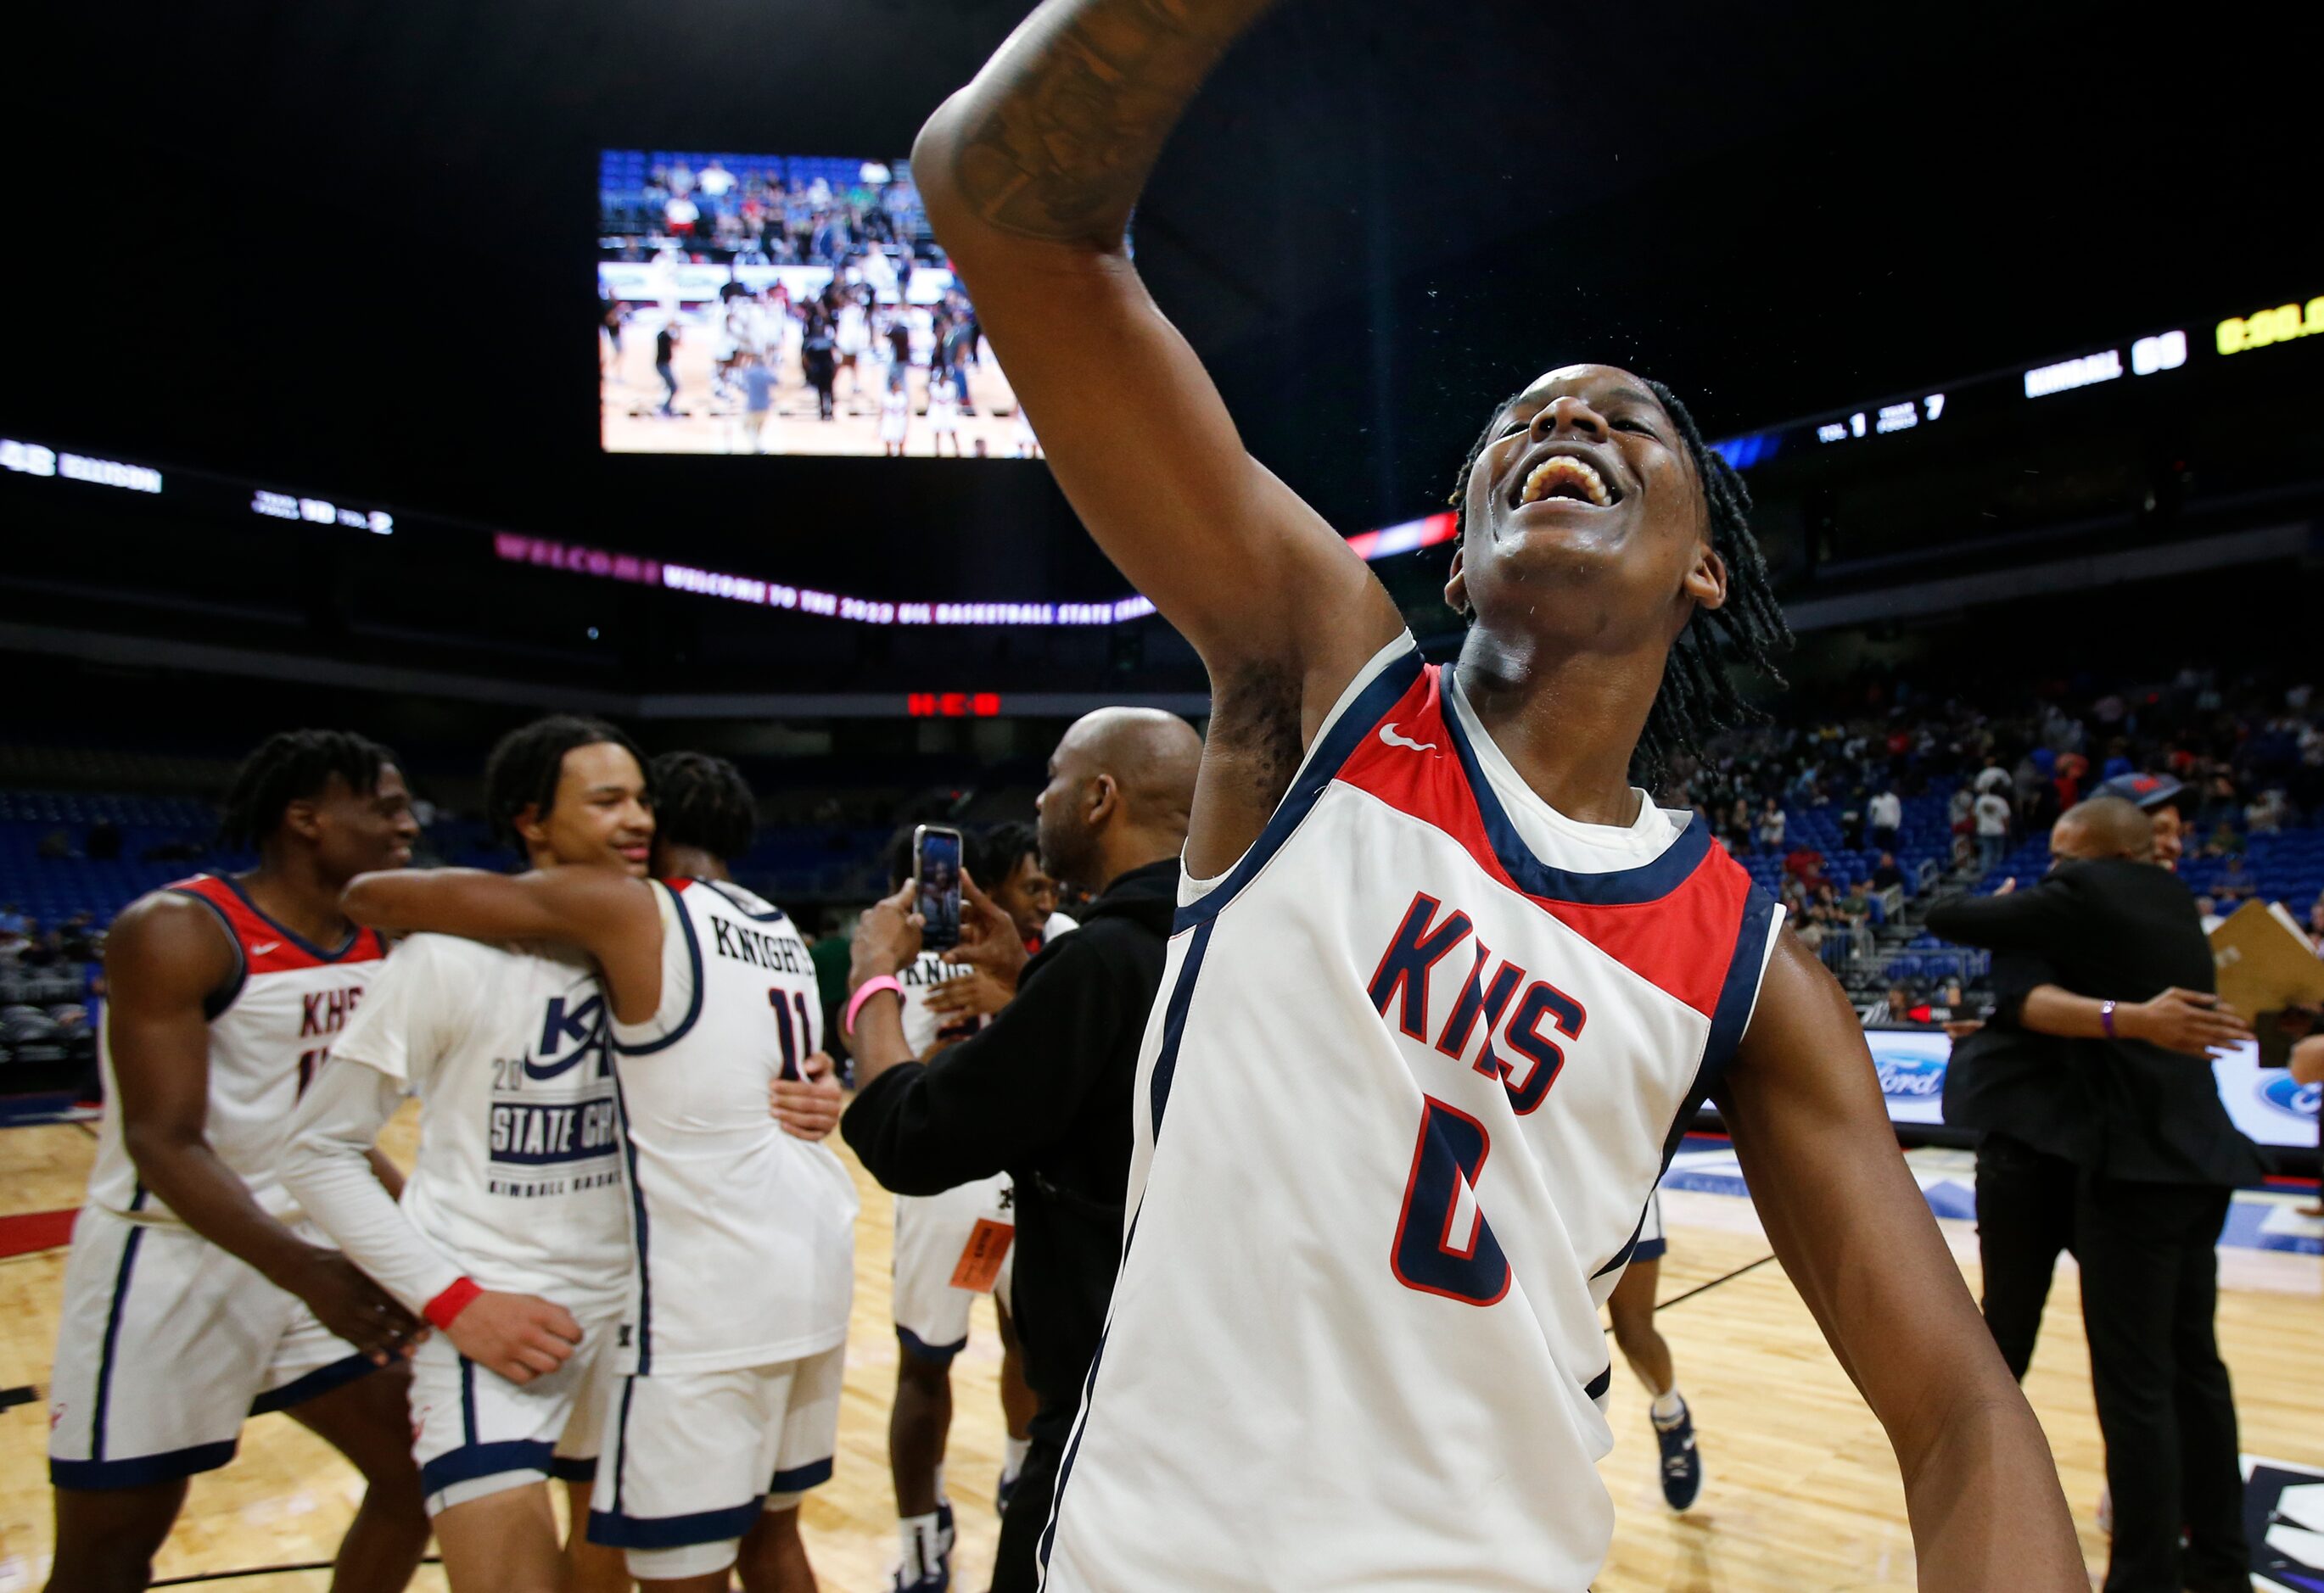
[913, 9, 2085, 1586]
[47, 730, 428, 1593]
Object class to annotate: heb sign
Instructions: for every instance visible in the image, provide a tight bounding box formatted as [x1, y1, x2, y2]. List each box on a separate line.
[909, 692, 1001, 718]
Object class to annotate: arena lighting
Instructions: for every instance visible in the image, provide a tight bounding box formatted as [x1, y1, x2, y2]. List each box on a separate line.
[2023, 349, 2122, 399]
[1, 437, 162, 495]
[906, 692, 1003, 718]
[251, 489, 394, 535]
[2216, 295, 2324, 355]
[2131, 329, 2187, 376]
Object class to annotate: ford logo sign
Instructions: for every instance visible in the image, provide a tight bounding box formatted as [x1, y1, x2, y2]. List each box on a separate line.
[1877, 1055, 1947, 1098]
[2260, 1075, 2321, 1121]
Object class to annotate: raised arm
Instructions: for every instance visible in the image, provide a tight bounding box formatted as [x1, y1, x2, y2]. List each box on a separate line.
[342, 867, 663, 1023]
[915, 0, 1404, 870]
[1716, 936, 2084, 1590]
[104, 894, 421, 1364]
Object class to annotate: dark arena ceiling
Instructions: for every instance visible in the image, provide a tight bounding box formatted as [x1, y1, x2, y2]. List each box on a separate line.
[10, 0, 2314, 606]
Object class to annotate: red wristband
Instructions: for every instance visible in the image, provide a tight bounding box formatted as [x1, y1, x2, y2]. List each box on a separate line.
[424, 1277, 482, 1329]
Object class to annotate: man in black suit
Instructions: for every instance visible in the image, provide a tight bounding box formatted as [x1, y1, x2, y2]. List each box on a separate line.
[1930, 796, 2260, 1593]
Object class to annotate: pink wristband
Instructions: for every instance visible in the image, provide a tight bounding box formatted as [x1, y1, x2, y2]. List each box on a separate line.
[424, 1276, 481, 1330]
[845, 975, 904, 1037]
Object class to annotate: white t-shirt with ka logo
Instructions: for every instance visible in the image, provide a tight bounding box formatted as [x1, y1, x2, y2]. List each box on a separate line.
[328, 932, 631, 1318]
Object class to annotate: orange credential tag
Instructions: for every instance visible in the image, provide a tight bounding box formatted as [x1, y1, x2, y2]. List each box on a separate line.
[949, 1218, 1016, 1292]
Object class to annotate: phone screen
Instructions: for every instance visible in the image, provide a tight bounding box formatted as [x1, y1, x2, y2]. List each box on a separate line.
[915, 826, 964, 952]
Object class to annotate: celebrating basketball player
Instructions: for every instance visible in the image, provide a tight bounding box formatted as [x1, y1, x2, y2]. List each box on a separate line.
[283, 718, 649, 1593]
[46, 731, 429, 1593]
[907, 4, 2084, 1586]
[305, 745, 857, 1593]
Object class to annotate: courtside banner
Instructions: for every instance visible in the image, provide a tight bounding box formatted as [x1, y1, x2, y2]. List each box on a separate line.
[1867, 1031, 2315, 1149]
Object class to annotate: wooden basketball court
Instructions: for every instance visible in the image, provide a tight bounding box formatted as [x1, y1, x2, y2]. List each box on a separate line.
[599, 327, 1033, 460]
[2, 1110, 2317, 1590]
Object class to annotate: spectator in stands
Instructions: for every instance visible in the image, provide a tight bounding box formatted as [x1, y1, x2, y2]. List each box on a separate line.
[19, 923, 60, 969]
[58, 913, 100, 962]
[1868, 786, 1901, 852]
[2213, 854, 2253, 904]
[2245, 785, 2291, 834]
[1755, 797, 1785, 852]
[1973, 757, 2012, 799]
[1873, 851, 1906, 892]
[87, 819, 122, 861]
[38, 827, 70, 860]
[1841, 878, 1873, 925]
[1882, 985, 1912, 1025]
[1974, 785, 2012, 874]
[1947, 785, 1974, 833]
[2194, 894, 2224, 933]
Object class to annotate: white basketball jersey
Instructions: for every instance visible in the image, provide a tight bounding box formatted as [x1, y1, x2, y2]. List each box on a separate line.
[87, 874, 389, 1224]
[328, 932, 630, 1317]
[898, 947, 983, 1058]
[609, 878, 858, 1373]
[1041, 638, 1782, 1591]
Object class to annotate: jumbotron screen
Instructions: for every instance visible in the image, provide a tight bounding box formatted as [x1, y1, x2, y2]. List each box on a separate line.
[598, 149, 1038, 460]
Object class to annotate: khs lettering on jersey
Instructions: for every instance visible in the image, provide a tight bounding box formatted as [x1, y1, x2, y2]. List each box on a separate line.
[1368, 892, 1587, 1118]
[485, 992, 619, 1194]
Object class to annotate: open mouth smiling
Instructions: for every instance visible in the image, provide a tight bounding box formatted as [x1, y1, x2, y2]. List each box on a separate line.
[1511, 452, 1619, 510]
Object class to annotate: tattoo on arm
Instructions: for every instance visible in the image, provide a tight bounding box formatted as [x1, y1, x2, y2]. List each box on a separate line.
[949, 0, 1275, 245]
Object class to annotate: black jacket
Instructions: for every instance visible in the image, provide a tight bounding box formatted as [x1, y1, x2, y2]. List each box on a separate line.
[843, 857, 1179, 1445]
[1927, 860, 2265, 1188]
[1942, 947, 2089, 1163]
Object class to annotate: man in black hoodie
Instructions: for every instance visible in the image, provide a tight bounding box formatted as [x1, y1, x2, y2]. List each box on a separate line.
[843, 707, 1199, 1593]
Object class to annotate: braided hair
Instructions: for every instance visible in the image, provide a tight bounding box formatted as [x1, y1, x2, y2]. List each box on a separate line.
[482, 715, 648, 852]
[1447, 377, 1790, 782]
[219, 729, 395, 850]
[647, 751, 756, 864]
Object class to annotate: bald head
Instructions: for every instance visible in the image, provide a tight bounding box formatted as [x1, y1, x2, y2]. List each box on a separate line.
[1065, 707, 1202, 824]
[2051, 796, 2153, 864]
[1037, 707, 1204, 890]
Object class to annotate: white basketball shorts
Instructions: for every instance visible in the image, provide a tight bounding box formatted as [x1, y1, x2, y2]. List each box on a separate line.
[1634, 1189, 1667, 1263]
[586, 1345, 844, 1579]
[408, 1306, 620, 1516]
[48, 1205, 377, 1489]
[892, 1173, 1016, 1363]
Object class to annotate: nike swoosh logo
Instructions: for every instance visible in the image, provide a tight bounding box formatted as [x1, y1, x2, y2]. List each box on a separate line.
[1379, 723, 1438, 754]
[249, 941, 281, 956]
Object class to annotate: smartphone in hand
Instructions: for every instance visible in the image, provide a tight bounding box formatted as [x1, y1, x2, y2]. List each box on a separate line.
[914, 824, 965, 952]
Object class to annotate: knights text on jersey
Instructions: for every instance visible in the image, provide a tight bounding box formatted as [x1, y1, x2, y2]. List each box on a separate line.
[328, 932, 631, 1318]
[1039, 637, 1781, 1592]
[898, 947, 982, 1056]
[85, 874, 387, 1225]
[609, 879, 857, 1373]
